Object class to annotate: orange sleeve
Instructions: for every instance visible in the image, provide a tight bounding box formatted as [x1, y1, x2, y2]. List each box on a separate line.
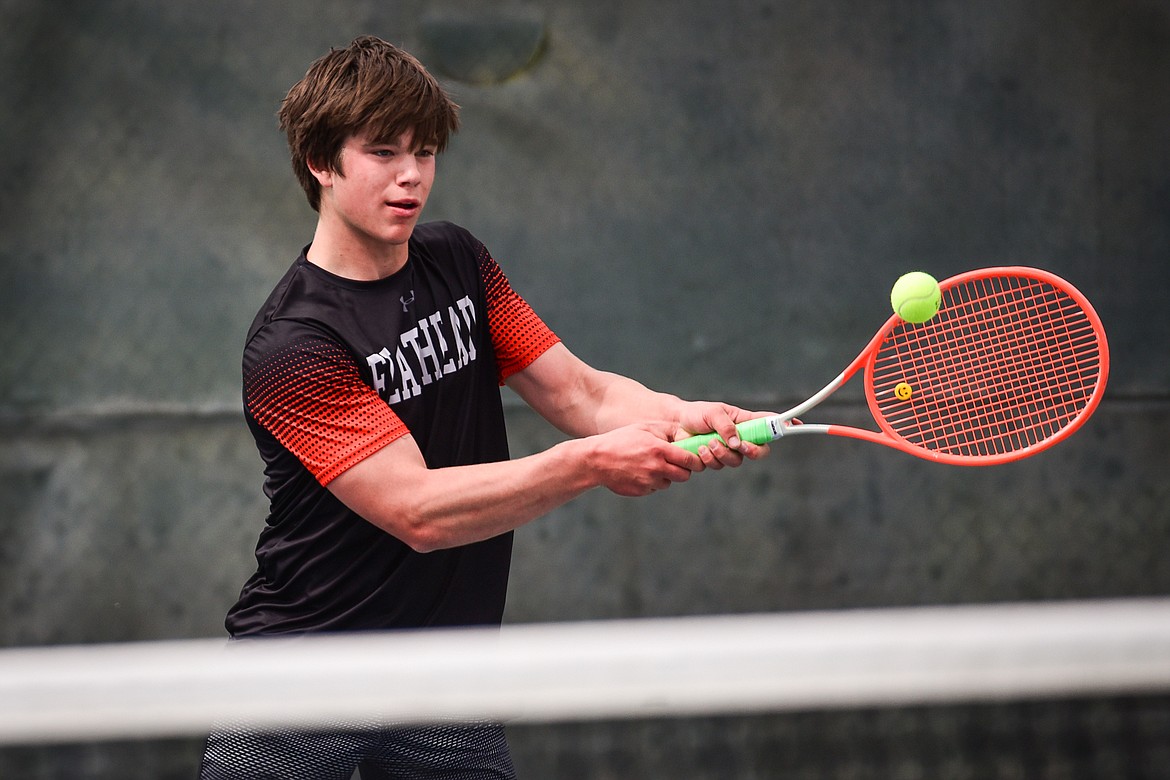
[244, 336, 409, 485]
[478, 248, 560, 384]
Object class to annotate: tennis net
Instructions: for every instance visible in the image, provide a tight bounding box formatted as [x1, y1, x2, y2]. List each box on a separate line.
[2, 597, 1169, 746]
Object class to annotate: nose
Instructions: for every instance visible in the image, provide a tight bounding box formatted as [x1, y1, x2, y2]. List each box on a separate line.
[397, 156, 422, 187]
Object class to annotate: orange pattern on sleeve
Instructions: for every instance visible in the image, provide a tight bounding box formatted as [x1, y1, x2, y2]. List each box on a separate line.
[478, 247, 560, 383]
[245, 337, 409, 485]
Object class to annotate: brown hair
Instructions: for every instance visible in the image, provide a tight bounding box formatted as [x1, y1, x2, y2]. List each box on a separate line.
[278, 36, 460, 211]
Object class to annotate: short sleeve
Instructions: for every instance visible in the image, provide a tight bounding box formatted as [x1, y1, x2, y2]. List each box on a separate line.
[244, 334, 409, 485]
[477, 247, 560, 383]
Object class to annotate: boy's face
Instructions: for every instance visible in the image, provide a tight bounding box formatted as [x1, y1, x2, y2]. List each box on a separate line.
[313, 128, 436, 255]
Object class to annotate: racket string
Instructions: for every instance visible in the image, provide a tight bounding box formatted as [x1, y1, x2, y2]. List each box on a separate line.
[870, 274, 1104, 458]
[895, 287, 1093, 451]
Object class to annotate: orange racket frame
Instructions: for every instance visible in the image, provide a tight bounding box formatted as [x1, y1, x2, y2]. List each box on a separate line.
[676, 267, 1109, 465]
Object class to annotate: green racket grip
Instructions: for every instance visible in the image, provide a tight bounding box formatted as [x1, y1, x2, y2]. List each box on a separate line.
[673, 416, 783, 455]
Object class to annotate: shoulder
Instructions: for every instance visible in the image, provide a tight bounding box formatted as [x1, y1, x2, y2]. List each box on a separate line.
[243, 315, 343, 380]
[243, 254, 340, 365]
[411, 221, 486, 262]
[246, 251, 322, 327]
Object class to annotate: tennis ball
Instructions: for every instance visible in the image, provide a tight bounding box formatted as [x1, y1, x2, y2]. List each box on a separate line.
[891, 271, 942, 323]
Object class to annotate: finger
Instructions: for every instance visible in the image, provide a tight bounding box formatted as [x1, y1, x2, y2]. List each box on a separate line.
[702, 437, 743, 468]
[643, 472, 682, 495]
[710, 418, 744, 451]
[709, 440, 746, 467]
[662, 440, 704, 472]
[662, 466, 691, 485]
[738, 441, 771, 461]
[719, 410, 780, 455]
[696, 444, 724, 470]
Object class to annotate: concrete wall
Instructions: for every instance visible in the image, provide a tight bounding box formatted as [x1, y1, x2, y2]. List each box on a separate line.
[2, 0, 1168, 776]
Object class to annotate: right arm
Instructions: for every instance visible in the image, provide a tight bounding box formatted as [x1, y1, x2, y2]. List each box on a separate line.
[244, 328, 702, 555]
[326, 422, 700, 553]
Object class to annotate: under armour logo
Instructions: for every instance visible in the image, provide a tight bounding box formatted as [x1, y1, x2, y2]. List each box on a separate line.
[400, 291, 415, 312]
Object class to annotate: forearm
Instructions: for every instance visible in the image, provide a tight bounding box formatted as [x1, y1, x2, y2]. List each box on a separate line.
[509, 345, 764, 453]
[580, 370, 687, 435]
[389, 440, 597, 551]
[328, 427, 697, 553]
[511, 347, 686, 437]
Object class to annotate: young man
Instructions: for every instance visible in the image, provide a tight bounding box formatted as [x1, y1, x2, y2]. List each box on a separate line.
[201, 35, 768, 779]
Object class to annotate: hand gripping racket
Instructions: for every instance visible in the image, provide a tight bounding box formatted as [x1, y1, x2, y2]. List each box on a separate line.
[675, 267, 1109, 465]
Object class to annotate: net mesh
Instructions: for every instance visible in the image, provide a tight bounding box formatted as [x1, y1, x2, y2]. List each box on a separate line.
[870, 269, 1107, 464]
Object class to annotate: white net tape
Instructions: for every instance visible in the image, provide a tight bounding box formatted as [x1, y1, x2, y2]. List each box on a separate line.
[3, 597, 1169, 744]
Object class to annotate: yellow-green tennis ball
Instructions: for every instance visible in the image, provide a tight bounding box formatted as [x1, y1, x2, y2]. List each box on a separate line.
[891, 271, 942, 323]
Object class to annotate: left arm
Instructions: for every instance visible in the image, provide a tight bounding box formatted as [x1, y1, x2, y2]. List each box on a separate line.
[505, 343, 770, 467]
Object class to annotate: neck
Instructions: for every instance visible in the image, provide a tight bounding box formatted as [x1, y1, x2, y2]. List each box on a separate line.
[305, 222, 411, 281]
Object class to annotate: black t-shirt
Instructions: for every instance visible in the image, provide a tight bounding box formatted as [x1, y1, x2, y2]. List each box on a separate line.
[226, 222, 559, 637]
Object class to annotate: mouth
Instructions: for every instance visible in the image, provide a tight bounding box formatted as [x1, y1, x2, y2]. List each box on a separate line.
[387, 198, 421, 215]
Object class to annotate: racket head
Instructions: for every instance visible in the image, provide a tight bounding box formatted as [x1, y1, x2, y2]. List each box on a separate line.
[862, 267, 1109, 465]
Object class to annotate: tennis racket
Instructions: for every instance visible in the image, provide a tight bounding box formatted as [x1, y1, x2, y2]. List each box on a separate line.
[675, 266, 1109, 465]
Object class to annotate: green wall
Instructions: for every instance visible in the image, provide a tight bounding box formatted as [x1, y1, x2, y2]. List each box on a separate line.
[2, 0, 1168, 776]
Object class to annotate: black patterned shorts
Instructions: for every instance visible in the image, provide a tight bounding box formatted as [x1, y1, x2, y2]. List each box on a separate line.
[200, 720, 516, 779]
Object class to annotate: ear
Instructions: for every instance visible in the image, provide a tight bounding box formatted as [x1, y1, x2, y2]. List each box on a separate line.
[306, 156, 335, 189]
